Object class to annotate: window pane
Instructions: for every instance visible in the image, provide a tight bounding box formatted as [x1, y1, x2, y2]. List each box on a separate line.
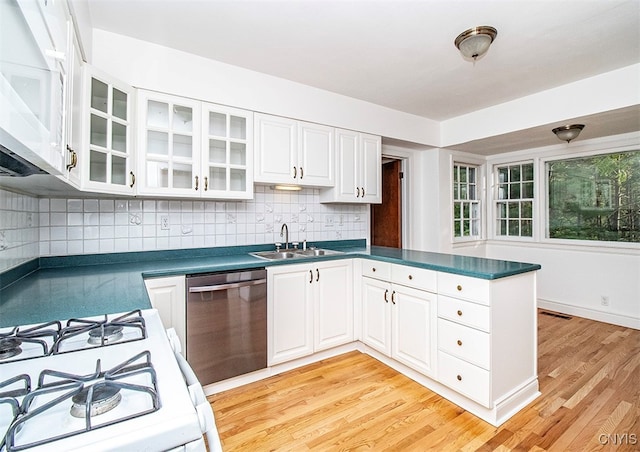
[498, 167, 508, 183]
[523, 182, 534, 199]
[454, 220, 461, 237]
[497, 202, 507, 218]
[522, 201, 533, 219]
[498, 184, 507, 200]
[523, 163, 534, 181]
[454, 202, 461, 219]
[510, 165, 521, 182]
[508, 202, 519, 219]
[453, 183, 459, 200]
[498, 219, 507, 235]
[509, 183, 521, 199]
[548, 150, 640, 242]
[521, 220, 533, 237]
[509, 220, 519, 235]
[468, 168, 476, 184]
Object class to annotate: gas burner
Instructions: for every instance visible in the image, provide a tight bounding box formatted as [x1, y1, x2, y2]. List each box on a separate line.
[0, 337, 22, 360]
[0, 321, 61, 362]
[87, 325, 124, 345]
[70, 384, 122, 418]
[53, 310, 147, 353]
[3, 351, 160, 451]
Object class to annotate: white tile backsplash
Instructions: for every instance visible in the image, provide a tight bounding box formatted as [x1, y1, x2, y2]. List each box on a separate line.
[0, 187, 368, 271]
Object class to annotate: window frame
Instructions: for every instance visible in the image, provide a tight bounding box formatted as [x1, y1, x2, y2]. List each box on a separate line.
[492, 160, 536, 241]
[542, 148, 640, 247]
[452, 160, 483, 242]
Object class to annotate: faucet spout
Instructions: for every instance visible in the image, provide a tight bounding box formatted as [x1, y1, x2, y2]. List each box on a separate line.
[280, 223, 289, 250]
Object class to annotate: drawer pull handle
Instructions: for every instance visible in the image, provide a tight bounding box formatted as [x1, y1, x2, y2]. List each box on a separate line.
[457, 340, 462, 346]
[457, 285, 462, 291]
[457, 310, 463, 316]
[457, 374, 462, 381]
[408, 275, 413, 280]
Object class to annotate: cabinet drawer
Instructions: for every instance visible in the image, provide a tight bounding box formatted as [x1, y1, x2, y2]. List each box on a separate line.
[437, 319, 490, 370]
[437, 272, 489, 306]
[438, 351, 491, 408]
[362, 261, 391, 280]
[391, 264, 436, 292]
[437, 295, 490, 332]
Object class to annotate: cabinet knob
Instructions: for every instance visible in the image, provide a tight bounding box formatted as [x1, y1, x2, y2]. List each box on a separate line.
[372, 267, 376, 272]
[457, 310, 463, 316]
[457, 340, 462, 346]
[457, 374, 462, 381]
[408, 275, 413, 280]
[457, 284, 462, 291]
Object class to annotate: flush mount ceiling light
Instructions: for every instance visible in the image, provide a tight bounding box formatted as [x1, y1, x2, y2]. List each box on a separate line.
[454, 26, 498, 61]
[552, 124, 585, 143]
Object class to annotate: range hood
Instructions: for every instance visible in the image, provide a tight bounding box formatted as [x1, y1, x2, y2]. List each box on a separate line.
[0, 144, 48, 177]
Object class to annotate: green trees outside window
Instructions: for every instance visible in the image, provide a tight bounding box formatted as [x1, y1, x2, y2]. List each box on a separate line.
[548, 151, 640, 242]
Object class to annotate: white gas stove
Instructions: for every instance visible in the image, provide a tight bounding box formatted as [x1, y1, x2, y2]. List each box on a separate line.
[0, 309, 221, 452]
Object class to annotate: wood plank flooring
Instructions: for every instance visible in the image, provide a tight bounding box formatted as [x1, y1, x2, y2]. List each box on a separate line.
[208, 311, 639, 451]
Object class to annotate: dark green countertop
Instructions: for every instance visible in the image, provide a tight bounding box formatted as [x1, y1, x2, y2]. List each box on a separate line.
[0, 241, 540, 327]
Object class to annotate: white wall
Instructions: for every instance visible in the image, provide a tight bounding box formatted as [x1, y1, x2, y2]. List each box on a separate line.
[91, 30, 439, 147]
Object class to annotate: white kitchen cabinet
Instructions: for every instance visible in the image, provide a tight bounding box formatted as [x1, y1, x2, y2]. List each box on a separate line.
[320, 129, 381, 203]
[314, 260, 354, 352]
[0, 0, 69, 175]
[137, 91, 253, 199]
[62, 29, 83, 188]
[201, 102, 253, 199]
[267, 263, 314, 365]
[268, 259, 353, 365]
[81, 66, 135, 194]
[361, 262, 437, 377]
[137, 91, 201, 197]
[435, 271, 538, 412]
[254, 113, 334, 187]
[144, 275, 186, 352]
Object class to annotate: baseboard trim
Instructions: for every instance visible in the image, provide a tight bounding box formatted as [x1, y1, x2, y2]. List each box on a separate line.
[538, 299, 640, 330]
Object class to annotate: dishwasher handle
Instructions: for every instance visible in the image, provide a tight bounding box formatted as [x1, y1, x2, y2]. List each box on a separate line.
[188, 278, 266, 293]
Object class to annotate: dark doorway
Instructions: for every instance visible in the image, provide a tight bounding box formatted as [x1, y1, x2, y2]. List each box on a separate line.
[371, 158, 402, 248]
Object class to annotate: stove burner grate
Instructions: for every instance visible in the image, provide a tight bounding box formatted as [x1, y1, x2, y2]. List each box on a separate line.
[3, 351, 160, 452]
[53, 310, 146, 353]
[0, 321, 61, 362]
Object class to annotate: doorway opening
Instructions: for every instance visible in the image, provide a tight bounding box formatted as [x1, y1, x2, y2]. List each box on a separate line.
[371, 157, 404, 248]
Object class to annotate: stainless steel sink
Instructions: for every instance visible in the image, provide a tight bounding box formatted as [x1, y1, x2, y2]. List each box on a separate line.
[294, 249, 343, 257]
[251, 251, 301, 260]
[251, 248, 343, 261]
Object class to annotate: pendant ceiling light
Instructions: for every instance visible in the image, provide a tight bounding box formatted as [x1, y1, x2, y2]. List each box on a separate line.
[552, 124, 585, 143]
[455, 26, 498, 61]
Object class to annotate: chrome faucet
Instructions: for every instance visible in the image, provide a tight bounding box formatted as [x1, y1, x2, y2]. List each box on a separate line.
[280, 223, 289, 250]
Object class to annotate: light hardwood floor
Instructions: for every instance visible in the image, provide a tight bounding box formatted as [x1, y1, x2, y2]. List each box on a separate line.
[208, 311, 640, 451]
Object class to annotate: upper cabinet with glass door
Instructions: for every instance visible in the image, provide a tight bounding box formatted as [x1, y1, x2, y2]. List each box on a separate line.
[137, 90, 201, 197]
[137, 91, 253, 199]
[201, 103, 253, 199]
[82, 66, 135, 194]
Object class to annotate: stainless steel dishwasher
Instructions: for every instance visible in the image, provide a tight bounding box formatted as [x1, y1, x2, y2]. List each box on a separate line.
[186, 268, 267, 386]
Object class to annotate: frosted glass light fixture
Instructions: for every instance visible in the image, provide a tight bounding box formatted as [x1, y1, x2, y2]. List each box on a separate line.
[455, 26, 498, 61]
[552, 124, 585, 143]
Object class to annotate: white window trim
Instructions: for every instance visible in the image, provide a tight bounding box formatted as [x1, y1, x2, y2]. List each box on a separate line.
[451, 154, 485, 243]
[490, 158, 537, 242]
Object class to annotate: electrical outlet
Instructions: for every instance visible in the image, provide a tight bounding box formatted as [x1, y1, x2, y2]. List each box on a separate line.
[600, 295, 610, 306]
[161, 216, 170, 230]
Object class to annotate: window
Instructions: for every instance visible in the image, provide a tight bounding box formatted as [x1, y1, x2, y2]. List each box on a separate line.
[495, 162, 534, 237]
[547, 150, 640, 242]
[453, 164, 480, 238]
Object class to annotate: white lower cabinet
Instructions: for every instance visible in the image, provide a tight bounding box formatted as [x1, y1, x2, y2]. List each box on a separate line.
[361, 262, 437, 377]
[143, 275, 186, 351]
[268, 260, 353, 365]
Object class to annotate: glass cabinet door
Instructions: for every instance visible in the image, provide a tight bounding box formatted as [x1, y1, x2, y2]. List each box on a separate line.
[85, 69, 133, 193]
[202, 103, 253, 199]
[138, 92, 200, 196]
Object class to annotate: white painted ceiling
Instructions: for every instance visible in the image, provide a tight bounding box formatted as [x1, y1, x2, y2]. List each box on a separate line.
[79, 0, 640, 152]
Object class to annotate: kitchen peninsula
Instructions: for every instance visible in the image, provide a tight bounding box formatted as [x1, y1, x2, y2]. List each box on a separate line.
[0, 241, 541, 426]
